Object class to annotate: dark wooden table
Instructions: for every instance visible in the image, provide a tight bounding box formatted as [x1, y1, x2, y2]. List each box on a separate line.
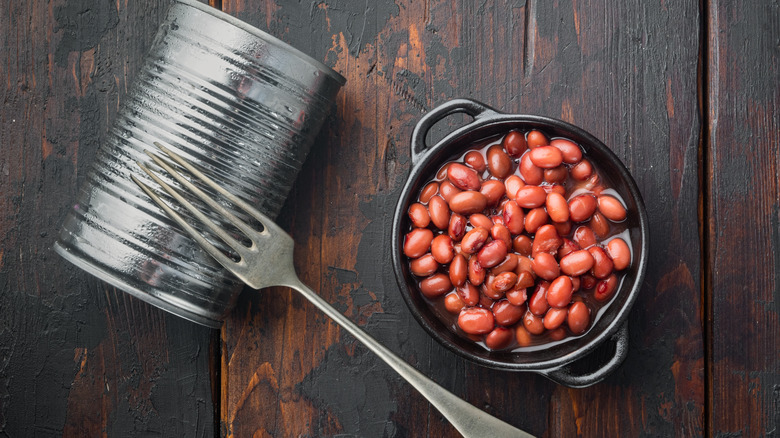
[2, 0, 778, 436]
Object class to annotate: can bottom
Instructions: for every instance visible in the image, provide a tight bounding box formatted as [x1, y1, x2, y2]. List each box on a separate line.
[53, 242, 224, 329]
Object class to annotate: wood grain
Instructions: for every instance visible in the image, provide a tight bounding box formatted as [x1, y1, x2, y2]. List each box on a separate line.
[0, 1, 214, 436]
[218, 0, 704, 436]
[706, 1, 780, 436]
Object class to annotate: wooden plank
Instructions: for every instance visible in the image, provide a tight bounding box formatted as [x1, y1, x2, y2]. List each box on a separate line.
[220, 0, 704, 436]
[0, 1, 214, 436]
[707, 1, 780, 436]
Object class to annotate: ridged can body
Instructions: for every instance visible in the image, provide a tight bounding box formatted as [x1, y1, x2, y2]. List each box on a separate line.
[54, 0, 345, 327]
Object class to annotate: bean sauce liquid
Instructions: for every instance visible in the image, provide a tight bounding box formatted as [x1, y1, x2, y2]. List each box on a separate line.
[402, 129, 633, 351]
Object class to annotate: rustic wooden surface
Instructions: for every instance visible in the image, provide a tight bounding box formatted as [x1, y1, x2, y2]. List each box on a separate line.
[0, 0, 777, 437]
[706, 1, 780, 436]
[0, 1, 215, 437]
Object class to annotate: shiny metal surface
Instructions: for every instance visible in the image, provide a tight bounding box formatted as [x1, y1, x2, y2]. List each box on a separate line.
[54, 0, 345, 328]
[133, 145, 534, 438]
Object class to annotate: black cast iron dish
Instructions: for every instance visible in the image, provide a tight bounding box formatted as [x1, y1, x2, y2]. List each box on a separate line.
[391, 98, 649, 388]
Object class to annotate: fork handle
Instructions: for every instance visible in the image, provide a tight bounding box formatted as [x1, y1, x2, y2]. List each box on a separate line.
[284, 277, 534, 438]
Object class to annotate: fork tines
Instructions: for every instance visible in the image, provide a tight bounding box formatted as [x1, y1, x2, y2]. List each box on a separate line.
[131, 142, 267, 270]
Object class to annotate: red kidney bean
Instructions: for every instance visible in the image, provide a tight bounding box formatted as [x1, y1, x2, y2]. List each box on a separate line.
[461, 227, 489, 254]
[477, 240, 508, 268]
[479, 291, 496, 308]
[410, 253, 438, 277]
[481, 275, 504, 300]
[523, 311, 545, 335]
[492, 299, 524, 326]
[567, 301, 590, 334]
[504, 175, 525, 200]
[517, 255, 535, 275]
[544, 165, 568, 184]
[548, 327, 566, 341]
[479, 180, 505, 206]
[503, 130, 528, 157]
[458, 307, 495, 335]
[419, 181, 439, 203]
[598, 195, 627, 222]
[448, 213, 466, 241]
[546, 184, 567, 196]
[449, 254, 467, 286]
[403, 228, 434, 258]
[543, 307, 568, 330]
[515, 324, 533, 346]
[515, 270, 535, 289]
[431, 234, 454, 264]
[487, 144, 513, 178]
[546, 275, 574, 308]
[513, 235, 533, 256]
[436, 163, 451, 180]
[558, 238, 580, 259]
[519, 153, 544, 185]
[408, 202, 430, 228]
[573, 225, 598, 249]
[492, 271, 518, 293]
[469, 213, 494, 230]
[449, 191, 488, 215]
[532, 252, 560, 280]
[606, 238, 631, 270]
[568, 194, 598, 222]
[524, 207, 549, 234]
[428, 195, 450, 230]
[419, 273, 452, 298]
[515, 186, 547, 208]
[447, 162, 481, 191]
[485, 327, 514, 349]
[546, 192, 570, 223]
[581, 274, 598, 290]
[570, 275, 581, 292]
[464, 150, 486, 172]
[588, 246, 614, 279]
[526, 130, 548, 148]
[553, 220, 572, 236]
[529, 145, 564, 168]
[531, 224, 562, 256]
[490, 253, 518, 275]
[582, 173, 602, 191]
[468, 256, 485, 286]
[444, 292, 465, 314]
[590, 211, 611, 237]
[457, 282, 480, 306]
[502, 200, 525, 235]
[506, 287, 528, 306]
[528, 282, 551, 316]
[559, 250, 595, 276]
[571, 159, 593, 180]
[594, 273, 619, 301]
[550, 138, 583, 164]
[439, 180, 461, 203]
[490, 224, 512, 249]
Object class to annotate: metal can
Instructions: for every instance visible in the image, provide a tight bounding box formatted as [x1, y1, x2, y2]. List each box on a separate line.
[54, 0, 345, 327]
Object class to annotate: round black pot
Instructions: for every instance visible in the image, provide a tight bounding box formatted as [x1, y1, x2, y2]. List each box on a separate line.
[391, 98, 649, 388]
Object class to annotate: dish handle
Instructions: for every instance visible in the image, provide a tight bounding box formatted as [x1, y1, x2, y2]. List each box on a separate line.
[410, 98, 498, 165]
[540, 322, 629, 388]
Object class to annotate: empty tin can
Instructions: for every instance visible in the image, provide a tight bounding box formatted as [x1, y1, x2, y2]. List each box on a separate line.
[54, 0, 345, 327]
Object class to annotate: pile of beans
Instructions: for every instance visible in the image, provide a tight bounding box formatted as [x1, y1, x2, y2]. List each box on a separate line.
[402, 129, 632, 350]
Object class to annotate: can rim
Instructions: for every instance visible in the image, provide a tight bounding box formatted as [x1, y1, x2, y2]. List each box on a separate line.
[176, 0, 346, 85]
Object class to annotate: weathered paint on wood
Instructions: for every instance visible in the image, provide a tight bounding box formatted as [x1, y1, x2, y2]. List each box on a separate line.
[707, 1, 780, 436]
[0, 1, 214, 436]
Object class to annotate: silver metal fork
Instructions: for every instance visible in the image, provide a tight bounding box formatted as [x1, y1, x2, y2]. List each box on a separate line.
[132, 142, 534, 438]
